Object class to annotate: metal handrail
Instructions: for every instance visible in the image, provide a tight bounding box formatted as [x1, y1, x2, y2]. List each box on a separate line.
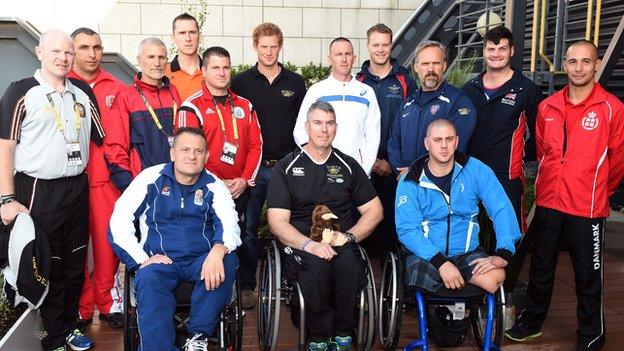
[530, 0, 539, 72]
[586, 0, 594, 40]
[539, 0, 555, 72]
[593, 0, 602, 46]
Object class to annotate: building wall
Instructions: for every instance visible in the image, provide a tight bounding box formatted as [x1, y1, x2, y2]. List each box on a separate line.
[5, 0, 424, 68]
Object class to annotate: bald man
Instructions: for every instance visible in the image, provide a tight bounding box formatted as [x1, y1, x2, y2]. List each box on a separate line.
[0, 30, 104, 350]
[506, 40, 624, 351]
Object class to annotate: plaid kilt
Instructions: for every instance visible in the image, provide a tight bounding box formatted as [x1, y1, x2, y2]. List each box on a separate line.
[405, 247, 488, 292]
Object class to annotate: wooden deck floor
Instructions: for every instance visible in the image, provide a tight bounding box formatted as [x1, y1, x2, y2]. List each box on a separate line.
[86, 247, 624, 351]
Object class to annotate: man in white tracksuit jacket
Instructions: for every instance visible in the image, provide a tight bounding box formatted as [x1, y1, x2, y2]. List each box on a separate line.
[293, 37, 381, 177]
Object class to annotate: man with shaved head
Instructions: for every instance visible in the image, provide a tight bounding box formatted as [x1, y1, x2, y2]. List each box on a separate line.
[506, 40, 624, 351]
[104, 37, 181, 192]
[0, 29, 104, 350]
[396, 118, 519, 298]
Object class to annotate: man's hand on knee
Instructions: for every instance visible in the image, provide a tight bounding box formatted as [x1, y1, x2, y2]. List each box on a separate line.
[304, 241, 337, 261]
[201, 244, 228, 290]
[470, 256, 508, 276]
[439, 261, 465, 290]
[140, 254, 173, 269]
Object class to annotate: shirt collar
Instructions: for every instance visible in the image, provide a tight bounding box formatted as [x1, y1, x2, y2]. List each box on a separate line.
[34, 69, 76, 95]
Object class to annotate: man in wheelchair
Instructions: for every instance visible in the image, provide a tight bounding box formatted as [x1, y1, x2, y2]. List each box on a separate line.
[108, 127, 242, 351]
[395, 118, 521, 295]
[266, 101, 383, 351]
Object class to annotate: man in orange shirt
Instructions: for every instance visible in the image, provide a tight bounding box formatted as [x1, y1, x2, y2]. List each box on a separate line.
[165, 13, 203, 101]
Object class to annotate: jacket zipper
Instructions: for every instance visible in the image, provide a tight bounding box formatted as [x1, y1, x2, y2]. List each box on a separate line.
[561, 118, 567, 163]
[444, 191, 452, 256]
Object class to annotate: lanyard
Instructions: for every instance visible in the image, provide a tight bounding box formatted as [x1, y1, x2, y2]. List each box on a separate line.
[214, 97, 239, 141]
[134, 84, 177, 137]
[46, 92, 81, 141]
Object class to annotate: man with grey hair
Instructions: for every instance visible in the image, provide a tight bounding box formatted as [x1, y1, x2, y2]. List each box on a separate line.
[104, 37, 181, 191]
[268, 101, 382, 350]
[387, 40, 476, 176]
[0, 29, 104, 351]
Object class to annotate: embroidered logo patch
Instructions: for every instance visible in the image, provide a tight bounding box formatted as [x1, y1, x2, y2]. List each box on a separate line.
[105, 95, 115, 108]
[161, 186, 171, 196]
[430, 104, 440, 115]
[501, 93, 517, 106]
[194, 189, 203, 206]
[389, 84, 400, 95]
[281, 90, 294, 97]
[581, 111, 599, 131]
[458, 108, 471, 116]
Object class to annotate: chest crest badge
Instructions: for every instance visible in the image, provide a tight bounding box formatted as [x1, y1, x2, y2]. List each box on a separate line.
[581, 111, 599, 131]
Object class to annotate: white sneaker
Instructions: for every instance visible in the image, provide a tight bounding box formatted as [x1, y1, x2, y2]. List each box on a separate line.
[184, 333, 208, 351]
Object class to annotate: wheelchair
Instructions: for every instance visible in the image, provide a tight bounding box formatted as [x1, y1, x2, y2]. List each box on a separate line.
[257, 240, 377, 351]
[378, 249, 506, 351]
[122, 267, 243, 351]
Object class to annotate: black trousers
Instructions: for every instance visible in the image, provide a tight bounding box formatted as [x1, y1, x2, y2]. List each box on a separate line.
[519, 206, 605, 351]
[15, 172, 89, 351]
[478, 176, 527, 290]
[284, 243, 367, 341]
[233, 189, 254, 290]
[361, 173, 398, 258]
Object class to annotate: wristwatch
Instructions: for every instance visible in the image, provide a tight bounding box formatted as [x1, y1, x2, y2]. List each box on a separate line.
[0, 194, 16, 206]
[345, 232, 356, 243]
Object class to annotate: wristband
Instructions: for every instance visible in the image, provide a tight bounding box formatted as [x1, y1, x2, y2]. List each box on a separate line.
[301, 238, 312, 251]
[0, 194, 16, 205]
[345, 232, 356, 243]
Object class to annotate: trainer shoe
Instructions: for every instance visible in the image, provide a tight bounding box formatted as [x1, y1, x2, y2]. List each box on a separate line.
[331, 335, 352, 351]
[76, 317, 92, 330]
[99, 312, 123, 329]
[65, 329, 94, 350]
[505, 322, 542, 342]
[184, 333, 209, 351]
[52, 346, 66, 351]
[308, 341, 329, 351]
[241, 290, 256, 309]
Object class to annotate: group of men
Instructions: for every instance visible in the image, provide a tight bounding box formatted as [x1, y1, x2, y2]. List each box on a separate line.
[0, 10, 622, 351]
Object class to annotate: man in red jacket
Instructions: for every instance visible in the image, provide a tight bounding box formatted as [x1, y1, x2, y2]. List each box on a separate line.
[506, 40, 624, 351]
[68, 27, 126, 329]
[104, 37, 181, 191]
[177, 47, 262, 296]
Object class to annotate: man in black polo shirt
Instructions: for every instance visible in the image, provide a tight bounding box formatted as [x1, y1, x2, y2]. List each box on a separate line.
[230, 22, 306, 309]
[267, 101, 382, 350]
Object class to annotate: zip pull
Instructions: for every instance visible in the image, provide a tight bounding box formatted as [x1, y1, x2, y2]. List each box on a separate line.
[180, 197, 184, 209]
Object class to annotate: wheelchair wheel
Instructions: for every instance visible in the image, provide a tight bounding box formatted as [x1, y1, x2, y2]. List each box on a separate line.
[378, 252, 404, 351]
[257, 241, 281, 350]
[356, 246, 377, 351]
[123, 268, 139, 351]
[220, 271, 244, 351]
[472, 286, 505, 351]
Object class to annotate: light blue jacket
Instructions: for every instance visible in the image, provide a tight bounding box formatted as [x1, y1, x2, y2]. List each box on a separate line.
[395, 152, 520, 267]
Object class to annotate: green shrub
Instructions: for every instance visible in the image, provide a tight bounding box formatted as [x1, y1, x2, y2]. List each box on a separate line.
[301, 62, 331, 88]
[230, 64, 252, 77]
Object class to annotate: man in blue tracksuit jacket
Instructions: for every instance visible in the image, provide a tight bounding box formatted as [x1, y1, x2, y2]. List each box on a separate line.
[356, 23, 417, 255]
[108, 127, 242, 351]
[395, 119, 520, 293]
[387, 41, 476, 174]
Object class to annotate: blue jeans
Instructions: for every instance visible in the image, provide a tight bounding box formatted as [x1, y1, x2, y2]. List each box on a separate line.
[240, 165, 272, 290]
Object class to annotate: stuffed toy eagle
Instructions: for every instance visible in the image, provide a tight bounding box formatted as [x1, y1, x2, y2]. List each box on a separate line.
[310, 205, 349, 246]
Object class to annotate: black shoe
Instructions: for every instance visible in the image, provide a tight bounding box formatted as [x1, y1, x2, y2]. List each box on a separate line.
[99, 312, 123, 329]
[76, 318, 92, 330]
[505, 322, 542, 342]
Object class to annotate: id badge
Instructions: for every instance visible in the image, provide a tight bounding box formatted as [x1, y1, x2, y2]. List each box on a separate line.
[219, 141, 238, 165]
[66, 142, 83, 167]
